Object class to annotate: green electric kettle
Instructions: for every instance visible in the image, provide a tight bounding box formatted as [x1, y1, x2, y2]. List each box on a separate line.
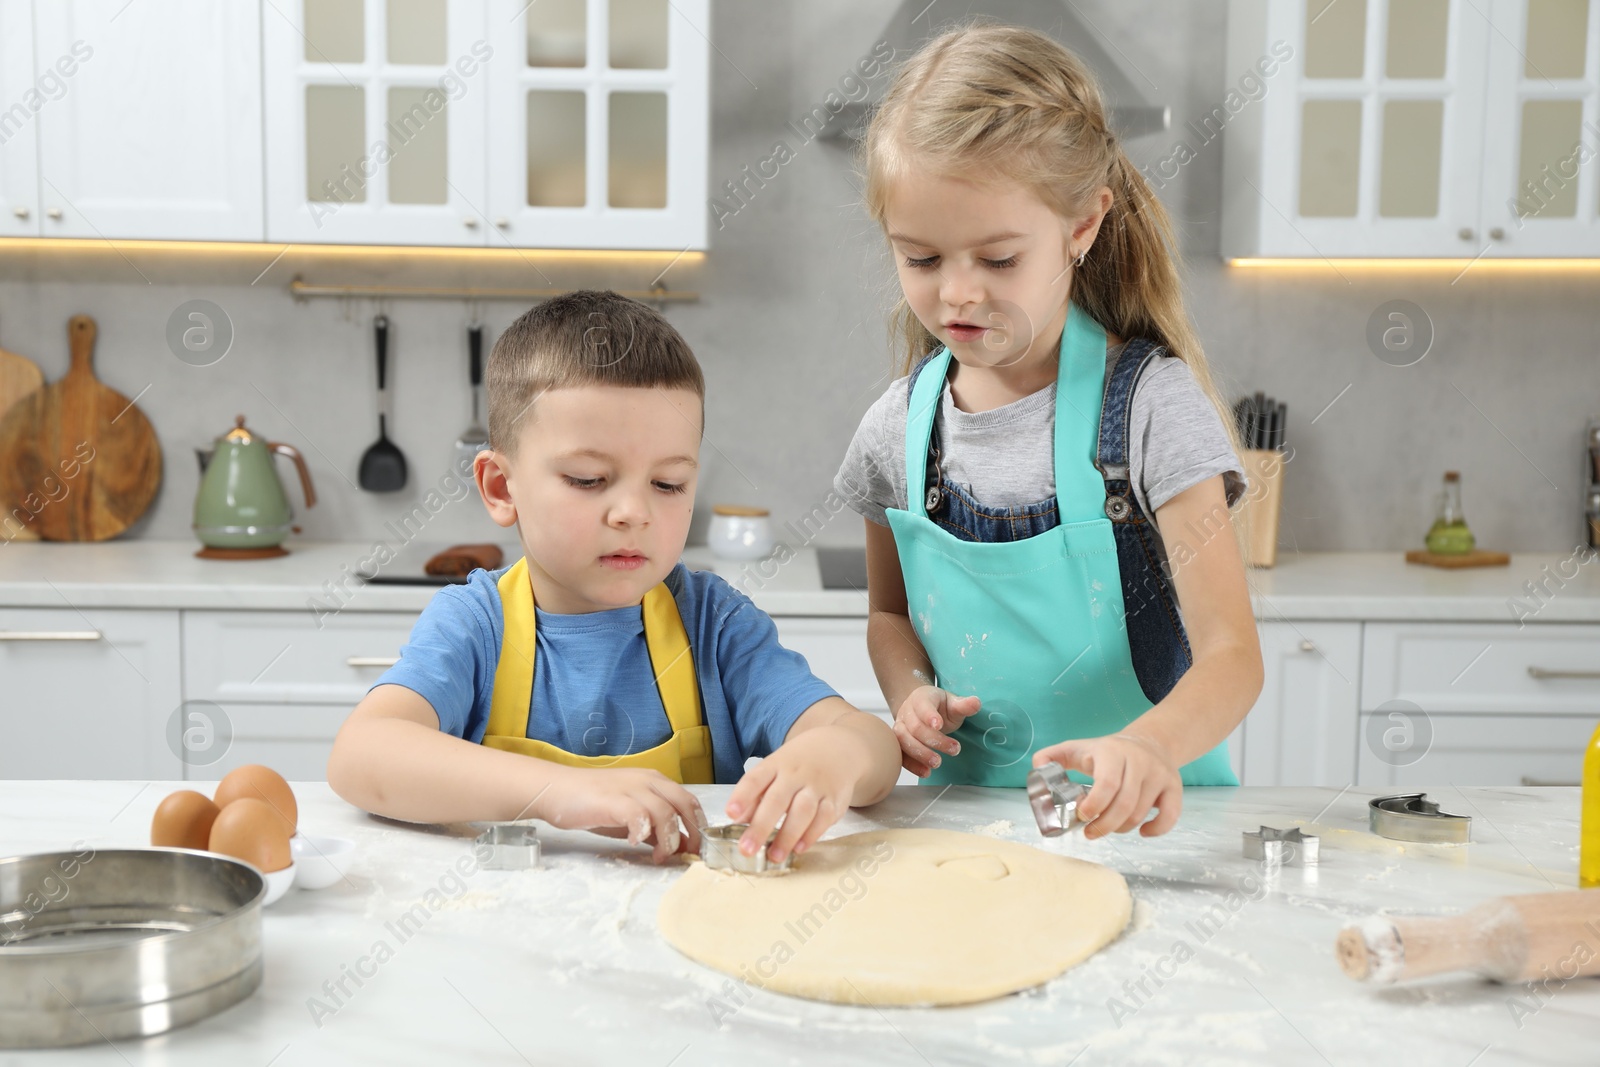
[193, 414, 317, 558]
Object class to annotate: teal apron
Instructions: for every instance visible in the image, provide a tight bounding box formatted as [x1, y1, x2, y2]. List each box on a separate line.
[885, 300, 1238, 787]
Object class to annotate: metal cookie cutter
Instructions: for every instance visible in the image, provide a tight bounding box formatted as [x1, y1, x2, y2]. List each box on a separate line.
[1242, 825, 1319, 866]
[1368, 793, 1471, 844]
[699, 823, 793, 876]
[1028, 762, 1089, 837]
[475, 822, 542, 869]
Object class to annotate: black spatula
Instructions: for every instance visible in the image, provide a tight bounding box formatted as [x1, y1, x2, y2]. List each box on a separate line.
[359, 315, 407, 492]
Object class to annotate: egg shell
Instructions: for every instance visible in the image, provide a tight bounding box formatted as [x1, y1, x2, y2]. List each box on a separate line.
[214, 764, 297, 837]
[150, 790, 221, 850]
[208, 797, 293, 873]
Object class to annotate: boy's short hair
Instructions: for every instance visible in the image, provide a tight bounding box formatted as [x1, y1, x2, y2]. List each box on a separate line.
[487, 289, 705, 457]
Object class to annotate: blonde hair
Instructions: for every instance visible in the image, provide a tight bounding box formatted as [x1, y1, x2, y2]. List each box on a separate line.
[861, 23, 1248, 495]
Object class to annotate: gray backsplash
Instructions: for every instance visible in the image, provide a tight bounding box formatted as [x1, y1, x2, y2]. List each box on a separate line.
[0, 1, 1589, 557]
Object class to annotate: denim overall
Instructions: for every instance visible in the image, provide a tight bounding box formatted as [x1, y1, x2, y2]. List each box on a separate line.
[889, 301, 1237, 787]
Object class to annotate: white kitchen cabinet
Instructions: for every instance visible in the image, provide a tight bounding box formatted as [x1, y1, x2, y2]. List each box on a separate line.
[31, 0, 264, 241]
[0, 0, 39, 238]
[263, 0, 490, 245]
[181, 610, 418, 782]
[0, 607, 182, 779]
[187, 704, 358, 784]
[485, 0, 710, 249]
[1362, 620, 1600, 714]
[1356, 712, 1593, 787]
[1222, 0, 1600, 259]
[1359, 621, 1600, 785]
[1479, 0, 1600, 254]
[773, 616, 887, 715]
[265, 0, 709, 249]
[1239, 620, 1362, 786]
[182, 610, 415, 706]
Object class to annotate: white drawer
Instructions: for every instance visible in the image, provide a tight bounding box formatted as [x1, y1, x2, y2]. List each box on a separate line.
[178, 704, 350, 783]
[0, 607, 182, 780]
[183, 610, 420, 705]
[1356, 712, 1592, 788]
[772, 617, 886, 713]
[1362, 622, 1600, 715]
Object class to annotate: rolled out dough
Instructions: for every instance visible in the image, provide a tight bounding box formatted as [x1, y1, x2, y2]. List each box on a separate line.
[657, 828, 1131, 1006]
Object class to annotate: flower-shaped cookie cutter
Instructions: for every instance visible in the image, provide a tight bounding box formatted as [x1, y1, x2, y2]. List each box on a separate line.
[698, 823, 793, 875]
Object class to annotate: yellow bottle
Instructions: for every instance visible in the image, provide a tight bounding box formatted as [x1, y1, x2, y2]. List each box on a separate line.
[1584, 721, 1600, 888]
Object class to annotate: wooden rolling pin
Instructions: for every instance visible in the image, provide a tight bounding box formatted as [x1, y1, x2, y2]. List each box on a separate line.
[1337, 891, 1600, 984]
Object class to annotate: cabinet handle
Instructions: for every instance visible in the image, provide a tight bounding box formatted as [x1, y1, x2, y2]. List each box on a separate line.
[1299, 639, 1316, 652]
[346, 656, 399, 668]
[463, 217, 478, 229]
[495, 217, 509, 229]
[1521, 775, 1581, 787]
[46, 207, 62, 220]
[0, 630, 101, 641]
[1527, 666, 1600, 680]
[12, 207, 28, 220]
[1489, 227, 1506, 240]
[1457, 227, 1474, 240]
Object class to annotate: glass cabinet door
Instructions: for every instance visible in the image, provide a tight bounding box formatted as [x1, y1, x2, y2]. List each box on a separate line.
[265, 0, 488, 245]
[487, 0, 709, 249]
[1479, 0, 1600, 255]
[1227, 0, 1491, 257]
[1284, 0, 1488, 255]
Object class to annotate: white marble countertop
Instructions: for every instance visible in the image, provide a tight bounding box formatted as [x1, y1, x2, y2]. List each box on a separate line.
[0, 539, 1597, 622]
[2, 781, 1596, 1065]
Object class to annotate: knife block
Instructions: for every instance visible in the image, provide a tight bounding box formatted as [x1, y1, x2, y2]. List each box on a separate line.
[1235, 448, 1285, 568]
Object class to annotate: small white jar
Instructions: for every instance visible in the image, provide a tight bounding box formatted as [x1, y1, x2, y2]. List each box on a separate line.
[708, 504, 775, 561]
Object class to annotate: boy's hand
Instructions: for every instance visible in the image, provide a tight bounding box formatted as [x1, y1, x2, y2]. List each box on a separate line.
[725, 727, 861, 865]
[533, 765, 707, 863]
[892, 685, 981, 777]
[1031, 733, 1183, 839]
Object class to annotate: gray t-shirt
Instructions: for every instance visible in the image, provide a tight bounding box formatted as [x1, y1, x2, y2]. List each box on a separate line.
[834, 342, 1247, 541]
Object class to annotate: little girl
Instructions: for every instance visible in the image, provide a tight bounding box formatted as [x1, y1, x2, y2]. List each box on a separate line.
[835, 24, 1263, 839]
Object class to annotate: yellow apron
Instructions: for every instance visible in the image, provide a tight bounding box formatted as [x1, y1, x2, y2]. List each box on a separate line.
[480, 557, 714, 784]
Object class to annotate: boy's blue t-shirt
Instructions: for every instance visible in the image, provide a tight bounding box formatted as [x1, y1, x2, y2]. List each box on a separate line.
[371, 560, 839, 783]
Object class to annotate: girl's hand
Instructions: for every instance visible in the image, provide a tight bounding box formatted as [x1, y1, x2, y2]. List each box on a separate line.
[725, 727, 861, 865]
[532, 765, 707, 863]
[892, 685, 982, 777]
[1031, 734, 1183, 839]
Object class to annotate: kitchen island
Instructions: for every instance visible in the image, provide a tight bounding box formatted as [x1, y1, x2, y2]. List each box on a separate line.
[2, 782, 1595, 1065]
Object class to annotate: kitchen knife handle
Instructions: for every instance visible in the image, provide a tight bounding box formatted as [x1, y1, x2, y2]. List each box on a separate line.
[469, 325, 483, 387]
[375, 315, 389, 391]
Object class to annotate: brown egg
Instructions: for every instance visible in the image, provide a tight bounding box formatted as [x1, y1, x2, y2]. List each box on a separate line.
[150, 790, 221, 850]
[214, 764, 297, 837]
[208, 798, 293, 873]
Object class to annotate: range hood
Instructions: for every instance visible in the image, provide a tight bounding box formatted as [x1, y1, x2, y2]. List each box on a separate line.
[819, 0, 1169, 143]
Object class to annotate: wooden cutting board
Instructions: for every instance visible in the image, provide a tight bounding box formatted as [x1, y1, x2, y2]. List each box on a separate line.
[0, 315, 161, 541]
[0, 330, 45, 541]
[1404, 549, 1510, 568]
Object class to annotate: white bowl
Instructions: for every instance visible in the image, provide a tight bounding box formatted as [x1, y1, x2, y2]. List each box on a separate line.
[290, 834, 354, 890]
[261, 863, 296, 906]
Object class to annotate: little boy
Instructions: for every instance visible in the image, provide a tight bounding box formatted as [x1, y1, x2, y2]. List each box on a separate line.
[328, 291, 899, 864]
